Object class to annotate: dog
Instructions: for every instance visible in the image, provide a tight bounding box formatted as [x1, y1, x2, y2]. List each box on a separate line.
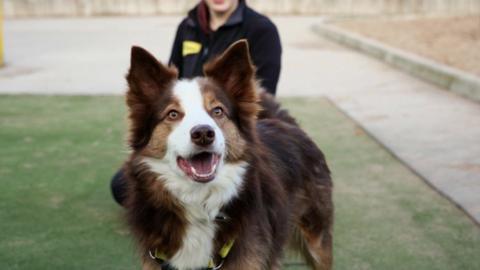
[123, 40, 333, 270]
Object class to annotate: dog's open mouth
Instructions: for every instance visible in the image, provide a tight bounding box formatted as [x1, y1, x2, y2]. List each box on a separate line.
[177, 152, 221, 183]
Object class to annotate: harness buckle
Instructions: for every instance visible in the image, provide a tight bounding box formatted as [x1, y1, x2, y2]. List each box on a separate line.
[211, 259, 224, 270]
[148, 249, 156, 260]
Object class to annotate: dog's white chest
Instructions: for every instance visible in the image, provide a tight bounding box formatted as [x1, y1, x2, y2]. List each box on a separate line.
[170, 207, 216, 270]
[143, 159, 248, 269]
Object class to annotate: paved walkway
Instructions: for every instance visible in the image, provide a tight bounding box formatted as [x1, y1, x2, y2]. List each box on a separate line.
[1, 17, 479, 224]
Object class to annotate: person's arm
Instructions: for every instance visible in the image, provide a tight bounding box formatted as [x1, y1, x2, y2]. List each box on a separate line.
[248, 19, 282, 95]
[168, 20, 186, 77]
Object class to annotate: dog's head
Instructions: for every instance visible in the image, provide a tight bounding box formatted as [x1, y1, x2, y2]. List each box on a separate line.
[126, 40, 259, 204]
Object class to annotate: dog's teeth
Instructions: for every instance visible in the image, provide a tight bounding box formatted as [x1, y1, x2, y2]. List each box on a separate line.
[192, 167, 215, 178]
[188, 157, 219, 179]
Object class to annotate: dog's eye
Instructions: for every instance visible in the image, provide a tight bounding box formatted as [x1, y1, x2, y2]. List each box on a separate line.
[212, 107, 224, 117]
[167, 110, 180, 120]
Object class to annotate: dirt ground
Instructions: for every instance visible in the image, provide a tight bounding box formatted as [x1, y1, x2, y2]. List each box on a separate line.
[334, 16, 480, 76]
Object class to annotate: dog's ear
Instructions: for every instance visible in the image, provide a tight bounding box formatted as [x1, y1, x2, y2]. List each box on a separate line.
[203, 40, 259, 107]
[126, 46, 177, 150]
[204, 40, 260, 139]
[126, 46, 177, 102]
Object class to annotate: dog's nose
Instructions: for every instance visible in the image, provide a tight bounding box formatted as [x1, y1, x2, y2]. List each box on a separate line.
[190, 125, 215, 146]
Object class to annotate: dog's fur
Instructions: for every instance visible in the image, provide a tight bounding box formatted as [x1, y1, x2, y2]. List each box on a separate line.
[123, 40, 333, 270]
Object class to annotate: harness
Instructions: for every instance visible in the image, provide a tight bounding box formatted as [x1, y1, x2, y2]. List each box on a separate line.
[148, 214, 235, 270]
[149, 239, 235, 270]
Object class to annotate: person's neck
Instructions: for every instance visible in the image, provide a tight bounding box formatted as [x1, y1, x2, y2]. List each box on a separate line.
[209, 1, 239, 31]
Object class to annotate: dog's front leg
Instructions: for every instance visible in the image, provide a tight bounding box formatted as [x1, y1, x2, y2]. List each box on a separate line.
[221, 248, 279, 270]
[223, 260, 264, 270]
[224, 259, 282, 270]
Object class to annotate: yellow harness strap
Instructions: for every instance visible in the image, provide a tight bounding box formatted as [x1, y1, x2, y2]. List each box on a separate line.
[219, 239, 235, 259]
[154, 249, 168, 261]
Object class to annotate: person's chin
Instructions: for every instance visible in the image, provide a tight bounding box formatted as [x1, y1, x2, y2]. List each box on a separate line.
[211, 6, 231, 13]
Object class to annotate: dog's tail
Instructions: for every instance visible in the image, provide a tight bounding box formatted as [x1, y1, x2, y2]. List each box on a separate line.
[258, 92, 298, 126]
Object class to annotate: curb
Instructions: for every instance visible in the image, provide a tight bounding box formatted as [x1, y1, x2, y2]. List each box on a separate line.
[312, 23, 480, 103]
[325, 97, 480, 227]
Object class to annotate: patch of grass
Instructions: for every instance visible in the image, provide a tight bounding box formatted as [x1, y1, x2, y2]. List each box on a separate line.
[0, 95, 479, 270]
[0, 96, 134, 270]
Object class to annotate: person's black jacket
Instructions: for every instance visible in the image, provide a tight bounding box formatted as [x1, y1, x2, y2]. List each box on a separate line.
[169, 0, 282, 95]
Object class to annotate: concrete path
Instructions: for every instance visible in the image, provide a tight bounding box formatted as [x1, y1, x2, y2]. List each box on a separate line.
[1, 17, 479, 224]
[0, 17, 182, 94]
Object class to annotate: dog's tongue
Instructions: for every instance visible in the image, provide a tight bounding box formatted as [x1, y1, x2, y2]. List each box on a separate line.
[190, 152, 214, 174]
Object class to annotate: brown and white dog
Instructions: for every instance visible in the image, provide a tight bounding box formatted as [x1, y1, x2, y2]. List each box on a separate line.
[123, 40, 333, 270]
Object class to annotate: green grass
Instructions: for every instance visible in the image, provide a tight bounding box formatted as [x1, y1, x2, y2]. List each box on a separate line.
[0, 95, 479, 270]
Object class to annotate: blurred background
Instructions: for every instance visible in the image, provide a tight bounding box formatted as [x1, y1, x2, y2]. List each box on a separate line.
[0, 1, 479, 269]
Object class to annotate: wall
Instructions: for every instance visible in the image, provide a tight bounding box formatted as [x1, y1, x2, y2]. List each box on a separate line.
[0, 0, 4, 66]
[4, 0, 480, 18]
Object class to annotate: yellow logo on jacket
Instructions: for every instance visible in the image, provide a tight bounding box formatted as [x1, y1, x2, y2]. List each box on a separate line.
[182, 41, 202, 57]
